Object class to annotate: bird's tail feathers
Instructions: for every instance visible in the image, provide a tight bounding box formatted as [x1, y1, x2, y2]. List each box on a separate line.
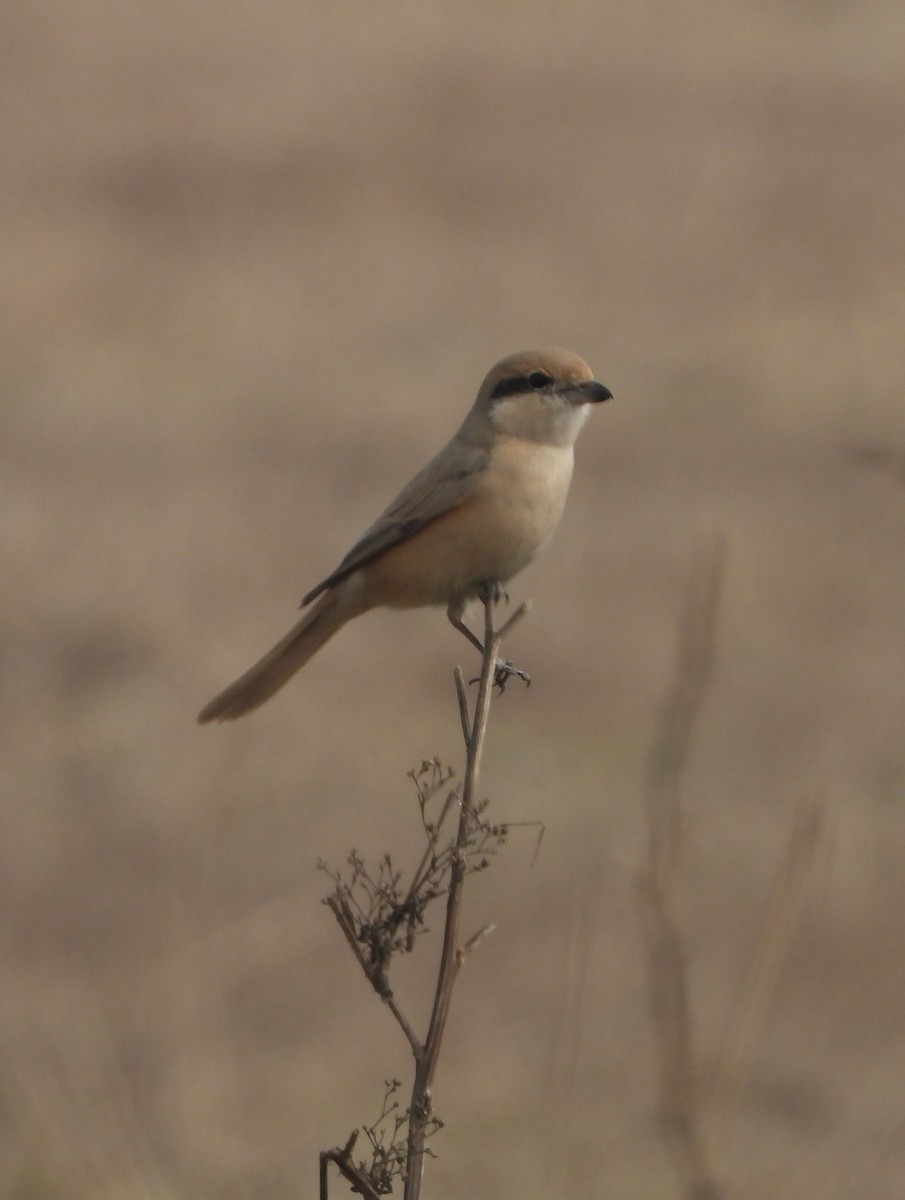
[198, 588, 358, 722]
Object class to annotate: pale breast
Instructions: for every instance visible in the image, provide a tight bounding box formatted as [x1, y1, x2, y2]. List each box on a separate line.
[361, 438, 575, 609]
[476, 437, 575, 572]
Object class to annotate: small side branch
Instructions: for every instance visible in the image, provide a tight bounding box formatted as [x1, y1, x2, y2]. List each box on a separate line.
[325, 892, 423, 1058]
[320, 1132, 383, 1200]
[454, 667, 470, 743]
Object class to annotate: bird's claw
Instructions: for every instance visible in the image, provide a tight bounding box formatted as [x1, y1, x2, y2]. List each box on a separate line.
[470, 657, 531, 692]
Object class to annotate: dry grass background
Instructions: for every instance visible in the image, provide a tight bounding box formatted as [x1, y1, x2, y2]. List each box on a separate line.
[3, 1, 905, 1196]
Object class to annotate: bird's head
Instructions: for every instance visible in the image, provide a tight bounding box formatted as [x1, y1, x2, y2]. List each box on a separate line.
[474, 348, 612, 447]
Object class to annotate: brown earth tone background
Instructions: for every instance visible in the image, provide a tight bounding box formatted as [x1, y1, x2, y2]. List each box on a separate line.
[3, 2, 905, 1197]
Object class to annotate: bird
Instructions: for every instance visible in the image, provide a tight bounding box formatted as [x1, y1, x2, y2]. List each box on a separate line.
[198, 348, 612, 722]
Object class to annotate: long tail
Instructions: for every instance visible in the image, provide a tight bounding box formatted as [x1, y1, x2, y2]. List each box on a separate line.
[198, 588, 359, 722]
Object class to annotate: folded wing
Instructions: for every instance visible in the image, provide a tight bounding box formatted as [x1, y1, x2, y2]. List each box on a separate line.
[301, 441, 491, 606]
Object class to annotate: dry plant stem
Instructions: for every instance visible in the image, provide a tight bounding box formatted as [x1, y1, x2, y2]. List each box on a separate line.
[453, 667, 470, 743]
[639, 535, 727, 1200]
[401, 789, 457, 916]
[326, 893, 422, 1057]
[320, 1132, 383, 1200]
[403, 595, 527, 1200]
[710, 802, 824, 1134]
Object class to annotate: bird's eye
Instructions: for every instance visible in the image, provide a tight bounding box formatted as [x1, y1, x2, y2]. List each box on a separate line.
[528, 371, 552, 390]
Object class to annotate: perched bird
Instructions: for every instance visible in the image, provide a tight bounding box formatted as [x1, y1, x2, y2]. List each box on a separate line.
[198, 348, 611, 722]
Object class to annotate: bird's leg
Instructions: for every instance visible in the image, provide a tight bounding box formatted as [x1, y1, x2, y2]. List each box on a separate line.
[477, 581, 530, 689]
[446, 587, 530, 691]
[447, 582, 506, 652]
[447, 609, 485, 654]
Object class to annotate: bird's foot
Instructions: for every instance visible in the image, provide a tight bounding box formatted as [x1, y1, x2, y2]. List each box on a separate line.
[469, 656, 531, 692]
[493, 657, 531, 692]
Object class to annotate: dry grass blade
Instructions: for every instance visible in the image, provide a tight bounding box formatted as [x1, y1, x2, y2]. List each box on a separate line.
[638, 533, 727, 1200]
[644, 534, 727, 892]
[710, 802, 825, 1136]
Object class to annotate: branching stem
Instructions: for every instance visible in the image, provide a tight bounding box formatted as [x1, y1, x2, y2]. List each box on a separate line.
[321, 591, 528, 1200]
[402, 594, 527, 1200]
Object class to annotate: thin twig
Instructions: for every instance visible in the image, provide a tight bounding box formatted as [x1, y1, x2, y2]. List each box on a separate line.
[454, 666, 470, 743]
[403, 787, 457, 916]
[460, 923, 497, 961]
[325, 893, 423, 1059]
[325, 895, 380, 987]
[384, 994, 423, 1061]
[320, 1132, 383, 1200]
[497, 599, 531, 640]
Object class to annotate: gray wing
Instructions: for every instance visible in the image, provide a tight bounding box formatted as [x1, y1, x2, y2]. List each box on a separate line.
[300, 440, 490, 606]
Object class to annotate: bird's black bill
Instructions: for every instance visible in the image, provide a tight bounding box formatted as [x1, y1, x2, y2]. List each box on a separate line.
[566, 380, 613, 405]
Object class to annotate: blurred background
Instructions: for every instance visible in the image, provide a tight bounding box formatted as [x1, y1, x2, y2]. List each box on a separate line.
[3, 1, 905, 1196]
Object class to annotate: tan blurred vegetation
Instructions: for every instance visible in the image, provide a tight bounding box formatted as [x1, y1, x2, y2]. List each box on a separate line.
[3, 1, 905, 1196]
